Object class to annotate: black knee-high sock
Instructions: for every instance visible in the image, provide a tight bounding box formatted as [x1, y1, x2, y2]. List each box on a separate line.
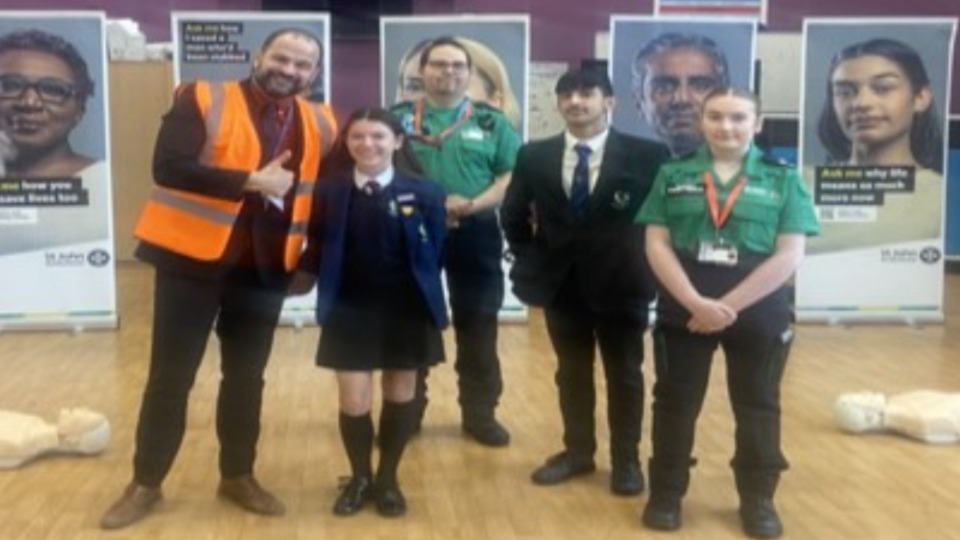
[339, 412, 373, 479]
[376, 400, 418, 488]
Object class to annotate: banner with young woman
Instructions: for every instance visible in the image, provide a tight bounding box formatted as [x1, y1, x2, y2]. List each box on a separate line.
[796, 19, 957, 323]
[380, 15, 530, 322]
[171, 11, 331, 327]
[0, 12, 115, 331]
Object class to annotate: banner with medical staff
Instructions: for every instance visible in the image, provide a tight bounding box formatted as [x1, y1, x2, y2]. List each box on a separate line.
[0, 12, 115, 331]
[796, 18, 956, 323]
[171, 11, 331, 327]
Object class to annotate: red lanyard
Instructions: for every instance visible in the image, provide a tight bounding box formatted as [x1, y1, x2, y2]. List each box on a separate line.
[412, 98, 472, 146]
[702, 171, 747, 231]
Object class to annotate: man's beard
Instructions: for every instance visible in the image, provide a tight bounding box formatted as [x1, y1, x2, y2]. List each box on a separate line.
[254, 70, 304, 99]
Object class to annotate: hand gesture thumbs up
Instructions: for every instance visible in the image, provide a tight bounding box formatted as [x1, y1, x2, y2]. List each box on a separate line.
[247, 150, 294, 198]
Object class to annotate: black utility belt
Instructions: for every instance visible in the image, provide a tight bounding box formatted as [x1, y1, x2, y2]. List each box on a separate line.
[677, 249, 770, 272]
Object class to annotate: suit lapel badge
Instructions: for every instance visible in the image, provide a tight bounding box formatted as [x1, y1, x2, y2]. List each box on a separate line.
[418, 223, 428, 242]
[612, 190, 631, 210]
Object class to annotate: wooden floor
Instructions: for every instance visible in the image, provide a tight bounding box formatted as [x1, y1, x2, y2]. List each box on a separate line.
[1, 262, 958, 540]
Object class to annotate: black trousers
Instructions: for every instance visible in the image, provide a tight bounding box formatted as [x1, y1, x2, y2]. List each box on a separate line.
[544, 275, 646, 465]
[132, 267, 285, 487]
[415, 214, 504, 420]
[648, 289, 792, 499]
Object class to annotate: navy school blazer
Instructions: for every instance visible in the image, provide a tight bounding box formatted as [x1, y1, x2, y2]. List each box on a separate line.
[301, 172, 449, 328]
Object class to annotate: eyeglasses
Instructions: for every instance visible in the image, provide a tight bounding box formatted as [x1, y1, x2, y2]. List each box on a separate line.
[0, 74, 77, 104]
[426, 60, 469, 72]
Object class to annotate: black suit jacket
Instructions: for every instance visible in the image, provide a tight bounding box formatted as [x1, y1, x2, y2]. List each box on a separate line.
[500, 129, 669, 313]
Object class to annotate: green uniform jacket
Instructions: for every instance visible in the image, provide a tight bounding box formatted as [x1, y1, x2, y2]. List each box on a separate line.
[636, 144, 820, 257]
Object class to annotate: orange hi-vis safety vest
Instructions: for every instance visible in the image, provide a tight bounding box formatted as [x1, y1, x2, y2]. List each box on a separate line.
[134, 80, 336, 271]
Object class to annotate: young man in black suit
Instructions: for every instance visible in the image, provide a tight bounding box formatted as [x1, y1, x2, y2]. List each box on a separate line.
[500, 68, 669, 496]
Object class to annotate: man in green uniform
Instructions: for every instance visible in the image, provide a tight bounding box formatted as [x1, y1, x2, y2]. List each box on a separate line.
[391, 36, 521, 447]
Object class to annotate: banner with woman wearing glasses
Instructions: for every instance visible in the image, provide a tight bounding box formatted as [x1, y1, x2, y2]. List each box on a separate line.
[796, 19, 957, 324]
[0, 12, 114, 331]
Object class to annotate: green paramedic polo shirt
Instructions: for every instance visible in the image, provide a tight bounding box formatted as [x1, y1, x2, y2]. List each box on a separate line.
[636, 144, 820, 256]
[391, 99, 521, 199]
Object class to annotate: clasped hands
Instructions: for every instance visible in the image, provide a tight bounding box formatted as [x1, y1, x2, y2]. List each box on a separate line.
[687, 296, 737, 334]
[445, 194, 474, 228]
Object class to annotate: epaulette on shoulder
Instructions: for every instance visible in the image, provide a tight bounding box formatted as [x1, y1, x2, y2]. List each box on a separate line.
[760, 153, 792, 167]
[473, 101, 498, 112]
[673, 149, 698, 162]
[390, 101, 415, 112]
[473, 102, 509, 119]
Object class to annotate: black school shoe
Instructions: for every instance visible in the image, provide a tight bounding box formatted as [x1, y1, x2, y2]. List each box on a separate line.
[375, 483, 407, 517]
[332, 476, 372, 516]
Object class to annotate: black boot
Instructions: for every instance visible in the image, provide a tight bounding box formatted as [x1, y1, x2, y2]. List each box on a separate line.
[642, 459, 690, 531]
[739, 496, 782, 539]
[736, 472, 783, 538]
[642, 496, 682, 531]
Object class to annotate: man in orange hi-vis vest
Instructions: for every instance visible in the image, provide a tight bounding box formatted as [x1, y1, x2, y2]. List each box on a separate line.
[100, 28, 336, 530]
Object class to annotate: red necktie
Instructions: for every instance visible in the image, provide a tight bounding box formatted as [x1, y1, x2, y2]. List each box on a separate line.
[262, 102, 289, 158]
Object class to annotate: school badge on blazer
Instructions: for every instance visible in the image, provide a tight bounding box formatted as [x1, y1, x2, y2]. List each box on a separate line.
[612, 190, 631, 210]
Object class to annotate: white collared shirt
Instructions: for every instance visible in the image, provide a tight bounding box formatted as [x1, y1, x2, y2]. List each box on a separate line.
[562, 129, 608, 197]
[354, 166, 395, 191]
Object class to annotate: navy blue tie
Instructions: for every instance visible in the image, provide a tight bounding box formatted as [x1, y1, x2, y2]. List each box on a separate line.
[362, 178, 380, 196]
[571, 143, 591, 217]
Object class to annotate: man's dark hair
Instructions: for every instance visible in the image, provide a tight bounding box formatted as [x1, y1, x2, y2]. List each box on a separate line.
[418, 36, 472, 70]
[0, 29, 94, 103]
[631, 32, 729, 89]
[555, 68, 614, 97]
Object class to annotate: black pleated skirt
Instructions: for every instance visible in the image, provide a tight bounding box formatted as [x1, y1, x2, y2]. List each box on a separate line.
[316, 279, 444, 371]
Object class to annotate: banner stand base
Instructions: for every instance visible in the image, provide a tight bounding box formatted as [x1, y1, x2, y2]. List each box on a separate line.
[0, 315, 119, 333]
[796, 311, 944, 325]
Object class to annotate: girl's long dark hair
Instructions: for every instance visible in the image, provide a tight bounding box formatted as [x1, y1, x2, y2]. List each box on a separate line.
[817, 38, 943, 172]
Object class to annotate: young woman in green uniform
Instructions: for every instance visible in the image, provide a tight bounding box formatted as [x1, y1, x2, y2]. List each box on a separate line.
[635, 87, 819, 539]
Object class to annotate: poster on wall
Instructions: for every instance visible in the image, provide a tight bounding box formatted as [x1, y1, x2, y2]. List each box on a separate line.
[0, 12, 115, 331]
[171, 11, 331, 327]
[796, 18, 957, 323]
[654, 0, 766, 24]
[380, 15, 530, 322]
[608, 16, 757, 157]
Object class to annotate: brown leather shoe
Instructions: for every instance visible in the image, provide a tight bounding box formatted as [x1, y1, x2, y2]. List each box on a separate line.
[100, 483, 162, 530]
[217, 475, 286, 516]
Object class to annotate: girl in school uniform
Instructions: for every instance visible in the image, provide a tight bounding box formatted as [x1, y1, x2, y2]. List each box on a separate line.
[300, 107, 447, 517]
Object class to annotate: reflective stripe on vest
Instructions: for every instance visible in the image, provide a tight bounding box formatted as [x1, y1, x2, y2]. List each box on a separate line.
[135, 80, 335, 268]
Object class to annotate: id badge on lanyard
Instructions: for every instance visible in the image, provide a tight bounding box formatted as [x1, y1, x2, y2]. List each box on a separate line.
[697, 171, 745, 267]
